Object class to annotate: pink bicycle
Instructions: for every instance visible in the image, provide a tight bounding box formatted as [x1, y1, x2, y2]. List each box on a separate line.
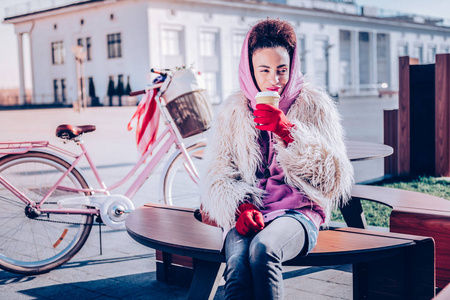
[0, 68, 212, 275]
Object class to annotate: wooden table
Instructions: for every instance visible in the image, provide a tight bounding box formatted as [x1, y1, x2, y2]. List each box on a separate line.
[126, 204, 435, 300]
[346, 140, 393, 162]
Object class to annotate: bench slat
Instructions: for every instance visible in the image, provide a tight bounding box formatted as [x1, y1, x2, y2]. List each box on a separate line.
[335, 226, 433, 242]
[351, 184, 450, 212]
[311, 230, 413, 254]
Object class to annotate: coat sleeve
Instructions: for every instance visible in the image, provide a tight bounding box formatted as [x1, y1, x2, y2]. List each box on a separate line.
[199, 97, 265, 230]
[274, 84, 354, 221]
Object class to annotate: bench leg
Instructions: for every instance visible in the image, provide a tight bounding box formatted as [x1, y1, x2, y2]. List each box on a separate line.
[188, 261, 225, 300]
[406, 238, 435, 299]
[340, 197, 367, 229]
[353, 239, 435, 300]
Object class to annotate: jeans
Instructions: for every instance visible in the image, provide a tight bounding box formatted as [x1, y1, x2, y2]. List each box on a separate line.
[223, 216, 306, 300]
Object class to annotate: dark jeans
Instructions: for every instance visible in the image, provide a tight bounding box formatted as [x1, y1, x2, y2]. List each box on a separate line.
[223, 216, 306, 300]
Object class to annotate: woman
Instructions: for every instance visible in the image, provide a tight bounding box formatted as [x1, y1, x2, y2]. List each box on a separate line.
[200, 19, 354, 299]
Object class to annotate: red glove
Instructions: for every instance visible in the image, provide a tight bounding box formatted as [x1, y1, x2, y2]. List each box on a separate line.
[254, 104, 295, 144]
[235, 203, 265, 236]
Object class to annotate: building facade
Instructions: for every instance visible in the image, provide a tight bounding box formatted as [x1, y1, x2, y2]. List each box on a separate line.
[4, 0, 450, 105]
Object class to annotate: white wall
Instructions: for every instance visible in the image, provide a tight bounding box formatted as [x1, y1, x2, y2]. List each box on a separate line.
[8, 0, 450, 104]
[26, 0, 149, 104]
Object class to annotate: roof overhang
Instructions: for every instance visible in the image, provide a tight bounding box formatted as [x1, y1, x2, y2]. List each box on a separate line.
[3, 0, 450, 33]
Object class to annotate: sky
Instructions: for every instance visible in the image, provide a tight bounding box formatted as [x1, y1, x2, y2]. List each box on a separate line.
[1, 0, 450, 89]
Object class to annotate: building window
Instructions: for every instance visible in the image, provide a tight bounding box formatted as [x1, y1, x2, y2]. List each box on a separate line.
[398, 42, 409, 57]
[441, 45, 450, 54]
[203, 72, 218, 99]
[53, 79, 59, 102]
[314, 36, 329, 89]
[107, 33, 122, 58]
[161, 29, 182, 56]
[428, 45, 437, 63]
[54, 79, 66, 102]
[61, 79, 66, 102]
[199, 30, 221, 104]
[161, 27, 185, 68]
[77, 37, 92, 61]
[339, 30, 352, 88]
[232, 33, 245, 58]
[358, 32, 370, 86]
[297, 36, 307, 74]
[232, 32, 246, 89]
[51, 41, 64, 65]
[86, 37, 91, 61]
[377, 33, 390, 85]
[199, 32, 216, 57]
[413, 45, 424, 64]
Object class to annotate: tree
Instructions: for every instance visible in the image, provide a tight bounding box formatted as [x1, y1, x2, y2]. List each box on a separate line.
[88, 77, 100, 106]
[116, 75, 124, 106]
[125, 75, 132, 96]
[107, 77, 115, 106]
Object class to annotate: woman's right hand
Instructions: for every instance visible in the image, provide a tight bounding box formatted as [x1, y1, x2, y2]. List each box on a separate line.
[235, 203, 265, 236]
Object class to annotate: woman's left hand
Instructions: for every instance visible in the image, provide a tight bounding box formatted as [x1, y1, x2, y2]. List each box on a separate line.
[254, 104, 295, 144]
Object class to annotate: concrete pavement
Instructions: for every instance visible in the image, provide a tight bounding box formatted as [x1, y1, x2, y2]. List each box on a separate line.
[0, 96, 397, 299]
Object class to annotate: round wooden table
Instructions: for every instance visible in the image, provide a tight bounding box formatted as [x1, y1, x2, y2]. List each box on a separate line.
[346, 140, 393, 162]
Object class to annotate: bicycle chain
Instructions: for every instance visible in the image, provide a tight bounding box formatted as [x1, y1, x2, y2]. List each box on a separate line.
[27, 202, 106, 226]
[31, 217, 92, 226]
[29, 202, 100, 226]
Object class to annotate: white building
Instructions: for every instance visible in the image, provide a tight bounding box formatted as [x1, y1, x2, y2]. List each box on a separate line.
[3, 0, 450, 106]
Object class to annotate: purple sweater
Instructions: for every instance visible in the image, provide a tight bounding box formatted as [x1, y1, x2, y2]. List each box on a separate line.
[257, 130, 325, 229]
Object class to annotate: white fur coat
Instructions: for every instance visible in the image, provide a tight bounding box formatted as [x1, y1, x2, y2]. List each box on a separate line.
[200, 80, 354, 230]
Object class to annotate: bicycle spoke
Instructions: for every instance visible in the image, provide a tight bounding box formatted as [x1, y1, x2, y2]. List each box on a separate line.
[0, 152, 93, 274]
[163, 143, 206, 208]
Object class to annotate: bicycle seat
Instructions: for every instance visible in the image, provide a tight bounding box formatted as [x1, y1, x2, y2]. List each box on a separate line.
[56, 124, 96, 140]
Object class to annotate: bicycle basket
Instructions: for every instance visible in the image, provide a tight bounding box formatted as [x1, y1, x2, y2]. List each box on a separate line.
[162, 68, 213, 138]
[166, 90, 213, 138]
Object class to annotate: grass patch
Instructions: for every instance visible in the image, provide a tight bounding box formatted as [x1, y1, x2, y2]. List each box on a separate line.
[331, 176, 450, 227]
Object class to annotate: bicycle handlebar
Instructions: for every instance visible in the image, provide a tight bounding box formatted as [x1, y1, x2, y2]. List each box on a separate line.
[129, 90, 146, 96]
[129, 83, 164, 96]
[151, 68, 171, 77]
[128, 68, 171, 96]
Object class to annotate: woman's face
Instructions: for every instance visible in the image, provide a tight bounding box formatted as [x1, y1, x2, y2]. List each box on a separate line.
[252, 46, 290, 94]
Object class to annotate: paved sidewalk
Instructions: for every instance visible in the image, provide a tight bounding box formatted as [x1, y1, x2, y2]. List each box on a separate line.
[0, 96, 396, 299]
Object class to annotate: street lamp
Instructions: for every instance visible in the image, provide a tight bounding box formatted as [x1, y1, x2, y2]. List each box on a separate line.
[71, 45, 87, 111]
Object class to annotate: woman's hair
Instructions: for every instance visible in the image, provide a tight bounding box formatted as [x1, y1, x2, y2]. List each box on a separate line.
[248, 18, 297, 60]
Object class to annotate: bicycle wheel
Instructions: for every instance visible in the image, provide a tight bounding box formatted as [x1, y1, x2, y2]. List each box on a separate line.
[162, 141, 206, 208]
[0, 151, 94, 275]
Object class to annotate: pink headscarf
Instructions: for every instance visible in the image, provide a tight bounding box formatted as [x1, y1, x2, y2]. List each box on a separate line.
[238, 27, 305, 114]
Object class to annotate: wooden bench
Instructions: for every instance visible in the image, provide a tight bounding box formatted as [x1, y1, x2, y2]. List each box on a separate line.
[126, 203, 435, 300]
[343, 184, 450, 288]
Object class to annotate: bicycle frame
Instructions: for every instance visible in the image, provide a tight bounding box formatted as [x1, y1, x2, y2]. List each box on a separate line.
[0, 87, 201, 216]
